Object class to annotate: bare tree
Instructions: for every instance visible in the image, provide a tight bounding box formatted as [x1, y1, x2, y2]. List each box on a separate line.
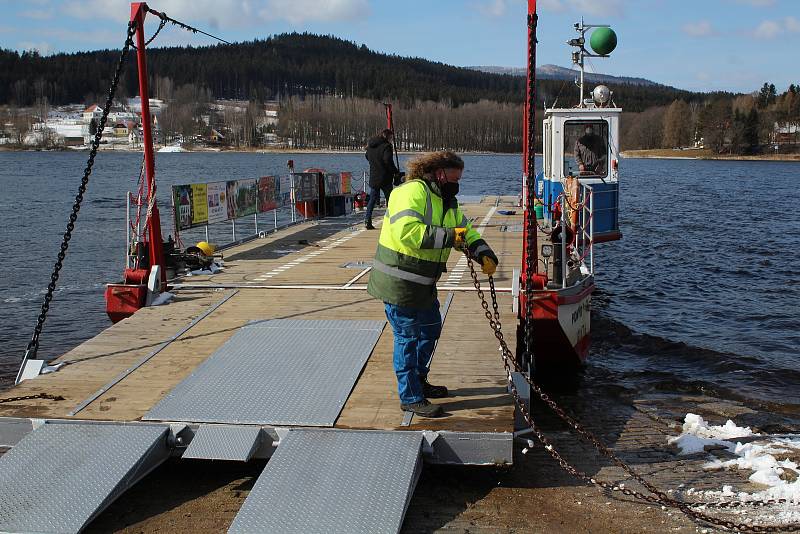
[662, 100, 691, 148]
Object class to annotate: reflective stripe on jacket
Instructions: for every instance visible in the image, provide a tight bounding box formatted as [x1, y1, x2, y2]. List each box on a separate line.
[367, 179, 487, 309]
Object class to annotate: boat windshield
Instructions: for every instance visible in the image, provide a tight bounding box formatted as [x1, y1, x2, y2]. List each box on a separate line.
[564, 120, 609, 177]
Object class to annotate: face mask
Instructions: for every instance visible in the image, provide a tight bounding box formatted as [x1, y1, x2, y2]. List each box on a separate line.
[441, 181, 460, 198]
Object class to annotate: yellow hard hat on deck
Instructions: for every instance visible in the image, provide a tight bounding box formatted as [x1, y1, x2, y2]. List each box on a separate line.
[196, 241, 215, 256]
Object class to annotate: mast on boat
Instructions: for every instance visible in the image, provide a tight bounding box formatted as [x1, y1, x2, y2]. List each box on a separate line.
[568, 19, 617, 107]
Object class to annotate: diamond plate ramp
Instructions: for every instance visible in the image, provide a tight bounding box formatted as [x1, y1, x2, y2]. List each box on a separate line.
[229, 430, 423, 534]
[144, 319, 385, 426]
[182, 425, 262, 461]
[0, 422, 170, 534]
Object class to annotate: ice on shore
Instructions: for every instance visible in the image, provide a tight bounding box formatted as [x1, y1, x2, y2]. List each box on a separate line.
[669, 413, 800, 524]
[150, 291, 175, 306]
[188, 261, 224, 276]
[668, 413, 753, 455]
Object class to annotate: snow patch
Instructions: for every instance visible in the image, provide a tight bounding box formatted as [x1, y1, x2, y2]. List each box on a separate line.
[150, 291, 175, 306]
[668, 413, 752, 455]
[670, 413, 800, 525]
[188, 261, 224, 276]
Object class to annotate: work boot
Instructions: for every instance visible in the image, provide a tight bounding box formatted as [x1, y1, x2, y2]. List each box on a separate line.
[365, 221, 376, 230]
[400, 399, 443, 418]
[422, 378, 448, 399]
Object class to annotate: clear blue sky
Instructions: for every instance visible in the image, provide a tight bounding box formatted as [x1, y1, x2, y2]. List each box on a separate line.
[2, 0, 798, 94]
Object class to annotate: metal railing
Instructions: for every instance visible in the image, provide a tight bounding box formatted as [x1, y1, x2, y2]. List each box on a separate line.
[550, 182, 594, 288]
[126, 171, 366, 267]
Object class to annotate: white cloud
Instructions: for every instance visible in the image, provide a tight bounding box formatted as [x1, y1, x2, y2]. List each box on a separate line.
[753, 20, 781, 39]
[538, 0, 565, 11]
[474, 0, 508, 18]
[749, 17, 800, 39]
[539, 0, 624, 17]
[17, 41, 53, 55]
[20, 9, 55, 20]
[62, 0, 369, 27]
[682, 21, 714, 37]
[258, 0, 369, 24]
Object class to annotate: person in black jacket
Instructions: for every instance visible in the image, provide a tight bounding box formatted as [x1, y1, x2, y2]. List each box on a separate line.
[364, 129, 399, 229]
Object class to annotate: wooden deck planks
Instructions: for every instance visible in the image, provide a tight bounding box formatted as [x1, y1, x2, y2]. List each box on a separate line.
[1, 197, 527, 433]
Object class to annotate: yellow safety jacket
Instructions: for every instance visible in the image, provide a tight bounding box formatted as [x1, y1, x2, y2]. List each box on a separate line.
[367, 179, 489, 309]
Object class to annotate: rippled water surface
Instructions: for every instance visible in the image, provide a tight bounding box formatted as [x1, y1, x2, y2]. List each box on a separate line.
[0, 151, 798, 411]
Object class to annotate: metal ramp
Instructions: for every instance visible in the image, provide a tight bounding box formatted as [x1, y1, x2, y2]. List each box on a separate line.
[182, 425, 262, 461]
[229, 429, 423, 534]
[144, 319, 384, 426]
[0, 422, 170, 534]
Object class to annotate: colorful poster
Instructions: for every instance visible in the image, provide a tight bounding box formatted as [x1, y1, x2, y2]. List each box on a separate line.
[258, 176, 277, 212]
[173, 184, 193, 230]
[341, 172, 352, 195]
[325, 173, 341, 196]
[294, 173, 318, 202]
[279, 175, 292, 206]
[207, 182, 227, 224]
[191, 183, 208, 224]
[228, 178, 258, 218]
[226, 180, 238, 219]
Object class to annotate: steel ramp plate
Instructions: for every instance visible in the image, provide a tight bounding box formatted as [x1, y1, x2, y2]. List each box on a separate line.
[0, 422, 170, 534]
[182, 425, 262, 461]
[229, 430, 423, 534]
[143, 319, 385, 426]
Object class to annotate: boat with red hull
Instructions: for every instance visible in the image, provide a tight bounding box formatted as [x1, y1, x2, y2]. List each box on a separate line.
[520, 11, 621, 372]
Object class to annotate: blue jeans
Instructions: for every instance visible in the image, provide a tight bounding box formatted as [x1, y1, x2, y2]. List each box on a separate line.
[384, 300, 442, 404]
[365, 183, 392, 223]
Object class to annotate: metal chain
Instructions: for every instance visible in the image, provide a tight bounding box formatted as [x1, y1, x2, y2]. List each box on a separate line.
[464, 252, 798, 532]
[130, 16, 167, 50]
[23, 22, 138, 363]
[522, 12, 539, 377]
[145, 8, 232, 44]
[0, 393, 65, 404]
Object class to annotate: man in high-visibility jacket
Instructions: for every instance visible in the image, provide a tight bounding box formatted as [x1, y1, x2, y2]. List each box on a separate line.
[367, 151, 498, 418]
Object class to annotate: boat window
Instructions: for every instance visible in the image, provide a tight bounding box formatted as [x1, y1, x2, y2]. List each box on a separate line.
[563, 120, 609, 177]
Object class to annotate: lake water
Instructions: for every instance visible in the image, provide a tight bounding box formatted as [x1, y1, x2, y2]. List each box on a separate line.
[0, 151, 798, 417]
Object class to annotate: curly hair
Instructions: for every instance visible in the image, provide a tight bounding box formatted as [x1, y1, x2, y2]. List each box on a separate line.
[405, 151, 464, 181]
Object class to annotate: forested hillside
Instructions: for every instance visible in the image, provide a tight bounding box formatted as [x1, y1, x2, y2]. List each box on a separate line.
[1, 33, 694, 112]
[3, 33, 796, 153]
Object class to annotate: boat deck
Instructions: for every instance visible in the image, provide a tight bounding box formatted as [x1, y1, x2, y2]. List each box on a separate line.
[0, 196, 524, 435]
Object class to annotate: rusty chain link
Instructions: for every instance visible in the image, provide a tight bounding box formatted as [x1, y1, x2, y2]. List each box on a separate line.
[0, 393, 65, 404]
[464, 251, 798, 533]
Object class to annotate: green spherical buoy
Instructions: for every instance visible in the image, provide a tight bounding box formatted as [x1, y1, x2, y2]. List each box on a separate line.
[590, 27, 617, 55]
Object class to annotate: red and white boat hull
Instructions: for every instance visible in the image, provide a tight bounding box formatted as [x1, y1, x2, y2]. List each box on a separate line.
[531, 276, 594, 369]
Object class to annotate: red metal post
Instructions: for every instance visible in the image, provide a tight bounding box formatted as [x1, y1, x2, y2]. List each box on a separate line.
[384, 103, 394, 131]
[131, 2, 166, 289]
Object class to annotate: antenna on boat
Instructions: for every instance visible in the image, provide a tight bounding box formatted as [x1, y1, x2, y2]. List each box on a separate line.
[568, 18, 617, 107]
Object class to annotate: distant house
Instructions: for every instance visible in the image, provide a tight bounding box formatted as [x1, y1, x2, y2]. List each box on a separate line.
[83, 105, 103, 122]
[112, 122, 129, 137]
[774, 123, 799, 144]
[63, 136, 85, 147]
[208, 129, 226, 143]
[128, 127, 143, 147]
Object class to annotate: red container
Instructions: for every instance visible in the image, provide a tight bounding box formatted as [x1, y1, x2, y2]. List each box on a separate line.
[105, 283, 147, 323]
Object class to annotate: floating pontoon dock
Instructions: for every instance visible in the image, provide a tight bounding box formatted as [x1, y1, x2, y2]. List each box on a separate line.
[0, 197, 532, 533]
